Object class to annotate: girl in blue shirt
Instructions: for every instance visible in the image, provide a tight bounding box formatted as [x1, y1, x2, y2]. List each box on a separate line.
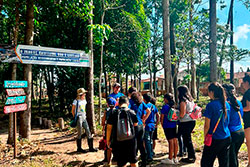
[161, 94, 178, 165]
[201, 82, 231, 167]
[223, 83, 244, 167]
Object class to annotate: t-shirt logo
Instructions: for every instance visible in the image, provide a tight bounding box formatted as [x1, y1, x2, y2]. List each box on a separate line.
[80, 105, 85, 112]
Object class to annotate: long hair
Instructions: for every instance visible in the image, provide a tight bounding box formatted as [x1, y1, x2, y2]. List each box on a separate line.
[143, 92, 152, 103]
[177, 85, 193, 103]
[164, 93, 175, 108]
[208, 82, 227, 116]
[222, 83, 240, 112]
[131, 92, 143, 106]
[243, 73, 250, 84]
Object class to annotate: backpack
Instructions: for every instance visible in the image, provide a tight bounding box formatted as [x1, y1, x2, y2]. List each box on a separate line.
[167, 108, 180, 121]
[116, 108, 135, 141]
[189, 103, 202, 120]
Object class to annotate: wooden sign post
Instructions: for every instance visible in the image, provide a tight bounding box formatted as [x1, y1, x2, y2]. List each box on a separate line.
[4, 80, 28, 158]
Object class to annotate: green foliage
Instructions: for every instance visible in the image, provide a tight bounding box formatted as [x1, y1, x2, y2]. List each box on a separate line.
[88, 24, 113, 46]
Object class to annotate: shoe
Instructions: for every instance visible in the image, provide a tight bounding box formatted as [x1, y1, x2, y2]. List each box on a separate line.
[173, 158, 179, 164]
[177, 153, 183, 157]
[76, 139, 87, 153]
[87, 138, 98, 152]
[180, 158, 195, 163]
[161, 158, 175, 165]
[146, 158, 153, 164]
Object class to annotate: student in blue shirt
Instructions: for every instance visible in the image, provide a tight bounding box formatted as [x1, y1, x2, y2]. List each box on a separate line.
[223, 83, 244, 167]
[143, 93, 158, 162]
[130, 92, 151, 167]
[161, 94, 179, 165]
[108, 83, 125, 105]
[201, 82, 231, 167]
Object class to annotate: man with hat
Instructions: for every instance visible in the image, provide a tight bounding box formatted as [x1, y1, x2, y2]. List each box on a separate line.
[71, 88, 97, 153]
[108, 83, 125, 104]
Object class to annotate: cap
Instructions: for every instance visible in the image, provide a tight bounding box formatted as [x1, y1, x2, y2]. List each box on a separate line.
[113, 83, 121, 88]
[107, 97, 116, 106]
[77, 88, 87, 96]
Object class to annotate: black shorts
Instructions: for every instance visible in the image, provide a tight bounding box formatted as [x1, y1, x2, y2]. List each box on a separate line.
[243, 112, 250, 129]
[164, 127, 177, 140]
[153, 128, 158, 140]
[114, 139, 137, 166]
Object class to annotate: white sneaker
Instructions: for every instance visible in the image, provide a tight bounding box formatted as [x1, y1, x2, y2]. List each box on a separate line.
[173, 158, 179, 164]
[161, 158, 175, 165]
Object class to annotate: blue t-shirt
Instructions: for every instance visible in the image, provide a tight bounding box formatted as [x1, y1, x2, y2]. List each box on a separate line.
[204, 100, 231, 140]
[108, 92, 125, 101]
[228, 100, 243, 132]
[161, 104, 177, 129]
[145, 103, 158, 131]
[129, 100, 147, 125]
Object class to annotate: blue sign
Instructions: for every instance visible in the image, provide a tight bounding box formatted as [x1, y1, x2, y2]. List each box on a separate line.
[5, 96, 26, 105]
[4, 80, 28, 88]
[15, 45, 90, 67]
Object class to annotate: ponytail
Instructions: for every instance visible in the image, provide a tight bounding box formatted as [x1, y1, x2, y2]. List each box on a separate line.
[222, 83, 240, 112]
[208, 82, 227, 117]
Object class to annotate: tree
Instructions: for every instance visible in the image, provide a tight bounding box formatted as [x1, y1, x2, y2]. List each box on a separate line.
[209, 0, 217, 82]
[162, 0, 172, 93]
[19, 0, 33, 139]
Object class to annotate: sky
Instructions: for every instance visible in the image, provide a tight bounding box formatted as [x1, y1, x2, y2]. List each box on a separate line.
[203, 0, 250, 72]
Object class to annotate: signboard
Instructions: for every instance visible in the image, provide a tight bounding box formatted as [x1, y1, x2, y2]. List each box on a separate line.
[4, 103, 27, 114]
[15, 45, 90, 67]
[0, 45, 18, 63]
[5, 96, 26, 105]
[6, 88, 26, 97]
[4, 80, 28, 88]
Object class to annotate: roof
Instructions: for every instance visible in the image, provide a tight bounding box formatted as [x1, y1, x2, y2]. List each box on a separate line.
[226, 72, 250, 80]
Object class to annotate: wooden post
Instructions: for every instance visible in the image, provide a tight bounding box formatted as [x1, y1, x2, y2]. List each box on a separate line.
[47, 120, 52, 129]
[38, 117, 42, 128]
[13, 112, 17, 158]
[42, 118, 47, 129]
[58, 118, 64, 130]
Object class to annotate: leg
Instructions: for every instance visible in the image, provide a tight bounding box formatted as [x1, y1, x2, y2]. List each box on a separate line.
[229, 129, 244, 167]
[137, 126, 146, 166]
[245, 128, 250, 166]
[174, 138, 178, 158]
[217, 137, 230, 167]
[82, 119, 97, 152]
[144, 131, 153, 160]
[168, 139, 174, 159]
[201, 145, 217, 167]
[76, 116, 86, 153]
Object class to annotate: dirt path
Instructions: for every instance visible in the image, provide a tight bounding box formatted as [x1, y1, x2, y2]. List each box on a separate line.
[0, 128, 248, 167]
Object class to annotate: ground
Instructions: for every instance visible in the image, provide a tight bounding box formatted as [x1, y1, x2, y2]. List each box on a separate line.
[0, 124, 248, 167]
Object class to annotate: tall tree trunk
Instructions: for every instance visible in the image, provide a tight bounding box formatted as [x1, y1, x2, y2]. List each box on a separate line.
[139, 62, 142, 92]
[162, 0, 172, 93]
[98, 0, 105, 125]
[126, 73, 128, 93]
[8, 0, 19, 144]
[103, 63, 108, 98]
[209, 0, 218, 82]
[86, 0, 96, 133]
[229, 0, 234, 84]
[190, 1, 197, 99]
[148, 48, 153, 94]
[39, 70, 42, 113]
[20, 0, 33, 139]
[153, 71, 157, 97]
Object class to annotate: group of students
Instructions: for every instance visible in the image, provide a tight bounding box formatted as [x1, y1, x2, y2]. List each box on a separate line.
[71, 74, 250, 167]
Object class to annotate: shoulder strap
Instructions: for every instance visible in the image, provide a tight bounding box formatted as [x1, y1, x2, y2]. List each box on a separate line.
[75, 100, 79, 115]
[212, 111, 223, 134]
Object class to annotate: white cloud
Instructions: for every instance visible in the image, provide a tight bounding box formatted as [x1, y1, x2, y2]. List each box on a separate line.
[234, 24, 250, 43]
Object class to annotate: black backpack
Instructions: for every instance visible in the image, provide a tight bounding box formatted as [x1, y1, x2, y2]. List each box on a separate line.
[116, 108, 135, 141]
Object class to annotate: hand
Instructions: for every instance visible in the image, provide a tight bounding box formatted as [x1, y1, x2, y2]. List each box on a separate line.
[107, 141, 112, 150]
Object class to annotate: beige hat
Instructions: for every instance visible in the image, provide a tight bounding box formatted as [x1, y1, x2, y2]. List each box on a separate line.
[77, 88, 87, 96]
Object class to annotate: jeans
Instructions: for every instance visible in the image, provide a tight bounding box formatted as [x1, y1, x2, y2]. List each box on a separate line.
[201, 136, 231, 167]
[229, 129, 245, 167]
[136, 125, 146, 164]
[77, 115, 92, 139]
[179, 121, 196, 159]
[144, 130, 154, 160]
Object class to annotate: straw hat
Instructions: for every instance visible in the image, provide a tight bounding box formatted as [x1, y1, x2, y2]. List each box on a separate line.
[77, 88, 87, 96]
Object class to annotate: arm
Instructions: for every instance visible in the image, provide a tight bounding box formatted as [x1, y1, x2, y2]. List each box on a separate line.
[243, 100, 250, 112]
[142, 108, 151, 124]
[155, 112, 160, 127]
[101, 110, 106, 127]
[160, 114, 164, 127]
[204, 117, 211, 138]
[106, 124, 113, 149]
[179, 101, 186, 118]
[71, 105, 76, 117]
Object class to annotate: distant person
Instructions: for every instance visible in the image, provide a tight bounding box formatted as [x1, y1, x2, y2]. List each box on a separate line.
[130, 92, 151, 167]
[201, 82, 231, 167]
[106, 96, 138, 167]
[150, 96, 159, 156]
[71, 88, 97, 153]
[143, 92, 158, 163]
[177, 85, 196, 163]
[101, 97, 116, 165]
[108, 83, 125, 104]
[242, 74, 250, 167]
[161, 94, 179, 165]
[223, 83, 244, 167]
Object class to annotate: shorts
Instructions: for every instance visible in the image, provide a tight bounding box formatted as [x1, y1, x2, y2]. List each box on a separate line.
[164, 127, 177, 140]
[243, 112, 250, 129]
[113, 139, 137, 166]
[153, 128, 158, 140]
